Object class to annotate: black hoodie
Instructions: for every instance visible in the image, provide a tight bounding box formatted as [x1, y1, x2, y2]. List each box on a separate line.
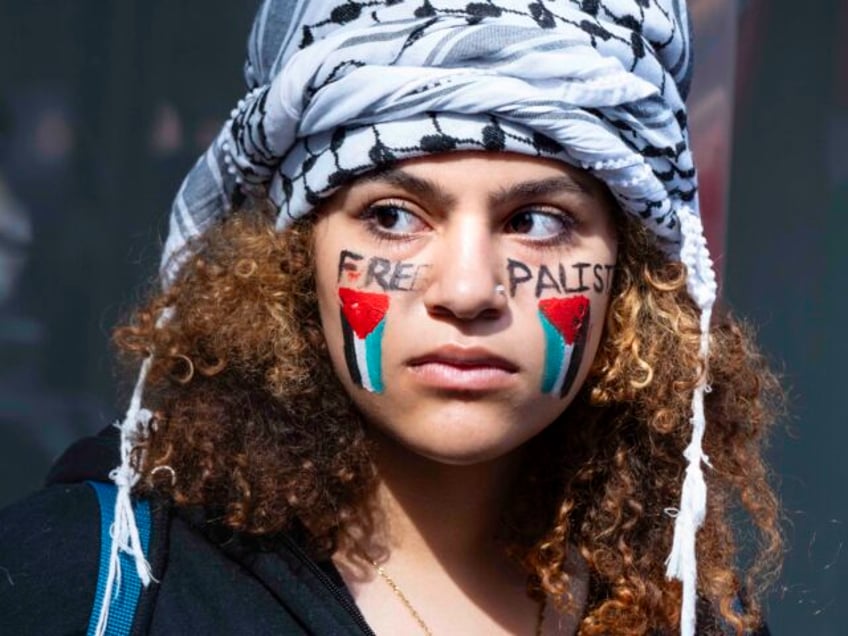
[0, 428, 769, 636]
[0, 426, 375, 635]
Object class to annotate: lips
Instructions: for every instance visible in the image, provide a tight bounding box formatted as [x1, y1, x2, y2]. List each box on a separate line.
[406, 345, 518, 391]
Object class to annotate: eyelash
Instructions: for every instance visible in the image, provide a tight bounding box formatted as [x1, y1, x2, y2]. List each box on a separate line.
[356, 201, 578, 248]
[358, 200, 424, 245]
[506, 207, 579, 250]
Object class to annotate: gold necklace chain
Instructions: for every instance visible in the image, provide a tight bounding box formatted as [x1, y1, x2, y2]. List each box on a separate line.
[369, 559, 546, 636]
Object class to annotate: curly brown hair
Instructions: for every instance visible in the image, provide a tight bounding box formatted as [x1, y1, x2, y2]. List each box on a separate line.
[115, 202, 782, 635]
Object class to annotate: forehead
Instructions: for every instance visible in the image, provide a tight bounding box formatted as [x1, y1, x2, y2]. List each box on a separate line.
[320, 150, 613, 210]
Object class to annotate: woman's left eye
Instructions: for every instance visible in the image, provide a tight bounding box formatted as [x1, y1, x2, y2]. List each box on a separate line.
[505, 209, 574, 240]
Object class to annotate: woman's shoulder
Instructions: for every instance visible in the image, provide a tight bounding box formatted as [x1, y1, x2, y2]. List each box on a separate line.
[0, 477, 370, 635]
[0, 482, 101, 634]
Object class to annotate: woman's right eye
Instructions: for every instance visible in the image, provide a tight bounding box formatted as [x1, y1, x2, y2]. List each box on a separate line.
[361, 203, 429, 236]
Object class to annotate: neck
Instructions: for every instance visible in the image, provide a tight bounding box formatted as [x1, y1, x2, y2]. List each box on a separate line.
[367, 429, 523, 565]
[336, 428, 588, 635]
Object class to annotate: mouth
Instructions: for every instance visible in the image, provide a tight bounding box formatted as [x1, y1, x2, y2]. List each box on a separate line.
[406, 345, 519, 392]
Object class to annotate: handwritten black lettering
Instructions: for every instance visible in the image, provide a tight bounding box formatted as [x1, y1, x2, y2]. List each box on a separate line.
[507, 259, 533, 297]
[573, 263, 590, 293]
[365, 257, 392, 290]
[389, 262, 414, 291]
[408, 263, 431, 291]
[337, 249, 364, 283]
[338, 250, 616, 297]
[593, 263, 605, 293]
[605, 264, 615, 292]
[535, 264, 562, 297]
[507, 258, 617, 298]
[337, 250, 431, 292]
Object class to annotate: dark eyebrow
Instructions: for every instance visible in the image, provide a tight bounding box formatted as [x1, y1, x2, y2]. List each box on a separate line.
[490, 175, 591, 207]
[357, 168, 457, 209]
[357, 168, 593, 209]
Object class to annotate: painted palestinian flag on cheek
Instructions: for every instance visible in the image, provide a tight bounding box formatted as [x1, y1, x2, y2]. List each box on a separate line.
[538, 295, 591, 398]
[339, 287, 389, 393]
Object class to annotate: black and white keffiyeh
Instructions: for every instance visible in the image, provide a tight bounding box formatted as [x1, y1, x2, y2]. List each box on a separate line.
[163, 0, 702, 280]
[104, 2, 718, 635]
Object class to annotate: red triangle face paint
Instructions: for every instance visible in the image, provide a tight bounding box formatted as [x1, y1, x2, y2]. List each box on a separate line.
[538, 295, 590, 345]
[339, 287, 389, 339]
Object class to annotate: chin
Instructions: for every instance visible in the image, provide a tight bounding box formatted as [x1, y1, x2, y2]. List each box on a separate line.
[415, 444, 523, 466]
[361, 398, 558, 466]
[379, 429, 526, 466]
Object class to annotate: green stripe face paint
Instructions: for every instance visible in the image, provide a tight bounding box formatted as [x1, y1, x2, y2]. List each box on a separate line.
[364, 318, 386, 393]
[540, 311, 567, 394]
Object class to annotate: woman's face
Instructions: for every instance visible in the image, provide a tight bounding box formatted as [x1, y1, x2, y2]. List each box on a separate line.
[313, 152, 618, 465]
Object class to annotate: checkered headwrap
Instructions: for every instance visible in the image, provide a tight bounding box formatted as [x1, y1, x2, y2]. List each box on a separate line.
[162, 0, 701, 282]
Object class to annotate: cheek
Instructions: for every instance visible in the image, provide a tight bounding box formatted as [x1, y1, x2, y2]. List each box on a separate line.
[503, 255, 615, 400]
[315, 268, 391, 395]
[316, 245, 426, 396]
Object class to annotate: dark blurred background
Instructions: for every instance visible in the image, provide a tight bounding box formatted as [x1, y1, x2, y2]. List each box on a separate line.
[0, 1, 845, 633]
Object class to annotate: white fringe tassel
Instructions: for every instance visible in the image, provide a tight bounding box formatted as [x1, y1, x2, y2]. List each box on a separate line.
[665, 206, 718, 636]
[93, 354, 156, 636]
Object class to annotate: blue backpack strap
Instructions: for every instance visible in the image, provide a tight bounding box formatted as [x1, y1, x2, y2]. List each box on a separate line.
[86, 481, 153, 636]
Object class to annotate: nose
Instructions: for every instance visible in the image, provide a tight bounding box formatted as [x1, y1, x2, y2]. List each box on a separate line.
[422, 221, 507, 321]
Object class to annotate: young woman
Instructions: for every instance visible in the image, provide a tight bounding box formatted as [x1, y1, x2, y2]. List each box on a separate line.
[0, 1, 781, 634]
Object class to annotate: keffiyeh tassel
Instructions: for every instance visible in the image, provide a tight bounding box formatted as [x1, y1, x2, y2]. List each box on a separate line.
[94, 354, 155, 636]
[97, 307, 174, 635]
[665, 206, 718, 636]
